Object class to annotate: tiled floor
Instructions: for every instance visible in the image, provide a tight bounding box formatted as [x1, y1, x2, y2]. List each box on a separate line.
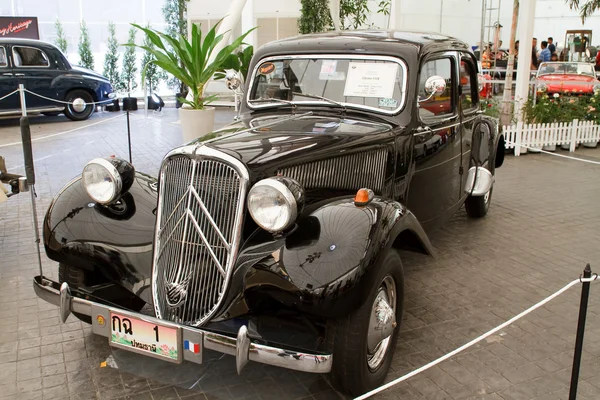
[1, 108, 600, 400]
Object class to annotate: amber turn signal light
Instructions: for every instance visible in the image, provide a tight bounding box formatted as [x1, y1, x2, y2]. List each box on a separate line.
[354, 188, 374, 206]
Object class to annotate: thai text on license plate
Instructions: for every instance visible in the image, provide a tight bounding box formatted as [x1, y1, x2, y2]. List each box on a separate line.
[109, 312, 180, 362]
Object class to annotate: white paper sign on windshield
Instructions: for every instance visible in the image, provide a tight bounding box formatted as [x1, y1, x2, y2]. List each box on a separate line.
[343, 62, 398, 98]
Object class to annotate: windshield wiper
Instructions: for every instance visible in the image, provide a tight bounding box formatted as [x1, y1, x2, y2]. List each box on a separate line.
[291, 92, 347, 114]
[248, 98, 297, 110]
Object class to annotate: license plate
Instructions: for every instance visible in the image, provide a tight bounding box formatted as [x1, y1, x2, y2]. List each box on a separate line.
[109, 312, 181, 362]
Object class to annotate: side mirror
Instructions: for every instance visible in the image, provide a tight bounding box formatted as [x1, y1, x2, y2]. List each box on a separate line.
[226, 71, 244, 94]
[418, 75, 446, 103]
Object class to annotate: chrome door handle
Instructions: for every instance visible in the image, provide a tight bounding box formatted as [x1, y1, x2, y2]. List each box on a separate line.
[2, 73, 13, 76]
[14, 73, 25, 76]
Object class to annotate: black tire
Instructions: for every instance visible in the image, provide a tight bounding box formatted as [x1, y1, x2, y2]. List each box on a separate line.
[42, 111, 62, 117]
[58, 263, 145, 324]
[465, 188, 493, 218]
[63, 90, 95, 121]
[327, 250, 404, 396]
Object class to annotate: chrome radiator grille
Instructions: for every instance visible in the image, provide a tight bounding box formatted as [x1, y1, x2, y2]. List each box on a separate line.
[152, 152, 246, 326]
[277, 147, 388, 193]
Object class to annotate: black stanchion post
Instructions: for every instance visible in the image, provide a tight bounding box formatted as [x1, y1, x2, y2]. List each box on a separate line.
[569, 264, 592, 400]
[18, 84, 44, 278]
[126, 110, 132, 163]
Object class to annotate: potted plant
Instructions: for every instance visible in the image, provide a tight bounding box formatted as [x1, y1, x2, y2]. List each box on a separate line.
[130, 21, 254, 142]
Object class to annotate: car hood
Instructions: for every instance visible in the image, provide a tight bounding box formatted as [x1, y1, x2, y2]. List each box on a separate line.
[190, 113, 395, 178]
[70, 65, 110, 82]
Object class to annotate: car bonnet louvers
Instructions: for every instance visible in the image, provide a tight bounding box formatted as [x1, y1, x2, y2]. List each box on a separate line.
[277, 147, 388, 194]
[152, 145, 249, 326]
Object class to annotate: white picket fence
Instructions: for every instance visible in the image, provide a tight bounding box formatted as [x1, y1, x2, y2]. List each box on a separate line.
[503, 119, 600, 156]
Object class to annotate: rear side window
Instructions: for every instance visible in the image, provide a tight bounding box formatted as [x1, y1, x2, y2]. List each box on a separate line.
[0, 47, 7, 67]
[460, 55, 479, 112]
[12, 46, 49, 67]
[418, 58, 454, 122]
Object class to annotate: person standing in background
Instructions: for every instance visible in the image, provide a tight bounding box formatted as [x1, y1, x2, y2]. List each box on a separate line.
[595, 49, 600, 71]
[540, 41, 551, 62]
[547, 37, 556, 54]
[531, 38, 539, 70]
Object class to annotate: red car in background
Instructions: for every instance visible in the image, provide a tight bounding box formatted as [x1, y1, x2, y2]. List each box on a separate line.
[536, 62, 600, 95]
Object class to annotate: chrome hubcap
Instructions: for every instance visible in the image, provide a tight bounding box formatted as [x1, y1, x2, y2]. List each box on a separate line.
[72, 98, 87, 113]
[366, 275, 397, 371]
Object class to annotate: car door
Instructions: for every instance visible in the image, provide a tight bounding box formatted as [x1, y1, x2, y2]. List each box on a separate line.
[12, 45, 61, 109]
[406, 52, 462, 226]
[458, 53, 481, 198]
[0, 45, 19, 111]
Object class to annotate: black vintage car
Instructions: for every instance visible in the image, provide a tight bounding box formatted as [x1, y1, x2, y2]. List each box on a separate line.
[0, 38, 114, 120]
[34, 30, 504, 395]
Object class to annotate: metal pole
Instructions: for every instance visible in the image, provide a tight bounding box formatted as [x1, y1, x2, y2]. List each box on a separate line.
[126, 110, 132, 163]
[18, 84, 44, 278]
[480, 0, 486, 60]
[439, 0, 443, 32]
[569, 264, 592, 400]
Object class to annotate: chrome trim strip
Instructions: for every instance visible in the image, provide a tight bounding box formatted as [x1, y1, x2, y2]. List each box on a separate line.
[0, 106, 64, 116]
[33, 276, 332, 374]
[152, 145, 250, 327]
[246, 54, 408, 115]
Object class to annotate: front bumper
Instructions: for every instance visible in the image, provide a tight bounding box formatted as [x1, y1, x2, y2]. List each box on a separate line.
[33, 276, 332, 374]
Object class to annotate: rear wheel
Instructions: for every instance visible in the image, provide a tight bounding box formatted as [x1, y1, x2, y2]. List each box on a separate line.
[63, 90, 95, 121]
[465, 188, 493, 218]
[327, 250, 404, 396]
[58, 263, 145, 324]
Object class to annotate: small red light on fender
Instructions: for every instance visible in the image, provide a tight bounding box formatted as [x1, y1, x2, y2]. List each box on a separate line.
[354, 188, 374, 206]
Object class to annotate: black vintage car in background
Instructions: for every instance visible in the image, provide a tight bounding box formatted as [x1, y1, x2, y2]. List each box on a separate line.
[0, 38, 114, 120]
[34, 30, 504, 395]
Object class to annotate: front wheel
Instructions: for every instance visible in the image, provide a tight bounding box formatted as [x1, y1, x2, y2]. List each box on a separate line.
[465, 188, 493, 218]
[327, 250, 404, 396]
[63, 90, 95, 121]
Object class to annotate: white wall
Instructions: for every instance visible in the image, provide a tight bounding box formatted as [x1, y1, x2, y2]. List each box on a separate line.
[188, 0, 600, 49]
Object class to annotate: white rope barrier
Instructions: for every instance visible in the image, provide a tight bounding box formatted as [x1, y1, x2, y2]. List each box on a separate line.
[355, 274, 599, 400]
[23, 88, 112, 106]
[0, 89, 19, 102]
[506, 141, 600, 166]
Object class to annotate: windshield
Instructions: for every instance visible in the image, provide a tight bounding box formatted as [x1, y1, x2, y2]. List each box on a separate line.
[538, 62, 595, 77]
[248, 56, 407, 114]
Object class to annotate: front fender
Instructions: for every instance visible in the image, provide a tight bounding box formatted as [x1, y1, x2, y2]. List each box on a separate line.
[215, 197, 433, 321]
[43, 173, 157, 303]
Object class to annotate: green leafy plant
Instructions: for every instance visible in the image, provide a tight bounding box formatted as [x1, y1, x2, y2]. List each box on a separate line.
[103, 22, 120, 88]
[567, 0, 600, 23]
[298, 0, 333, 34]
[377, 0, 392, 16]
[78, 21, 94, 70]
[55, 19, 68, 54]
[340, 0, 370, 29]
[120, 27, 138, 94]
[129, 21, 255, 109]
[141, 23, 167, 93]
[218, 45, 254, 81]
[522, 90, 600, 124]
[162, 0, 190, 92]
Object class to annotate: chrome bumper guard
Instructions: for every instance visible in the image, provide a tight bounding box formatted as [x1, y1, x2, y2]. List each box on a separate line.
[33, 276, 332, 374]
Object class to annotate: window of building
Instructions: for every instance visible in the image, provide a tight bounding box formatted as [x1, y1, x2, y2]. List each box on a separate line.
[12, 46, 49, 67]
[256, 17, 298, 47]
[418, 57, 454, 122]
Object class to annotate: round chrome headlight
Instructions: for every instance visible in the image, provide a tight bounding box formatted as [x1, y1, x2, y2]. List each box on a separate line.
[247, 178, 300, 232]
[82, 158, 122, 205]
[537, 83, 548, 92]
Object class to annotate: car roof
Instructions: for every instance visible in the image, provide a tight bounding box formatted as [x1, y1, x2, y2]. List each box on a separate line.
[254, 30, 470, 60]
[0, 38, 60, 50]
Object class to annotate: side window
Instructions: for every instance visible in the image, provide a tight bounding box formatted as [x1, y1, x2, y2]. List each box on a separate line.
[460, 56, 479, 112]
[0, 47, 7, 67]
[418, 58, 454, 122]
[12, 46, 49, 67]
